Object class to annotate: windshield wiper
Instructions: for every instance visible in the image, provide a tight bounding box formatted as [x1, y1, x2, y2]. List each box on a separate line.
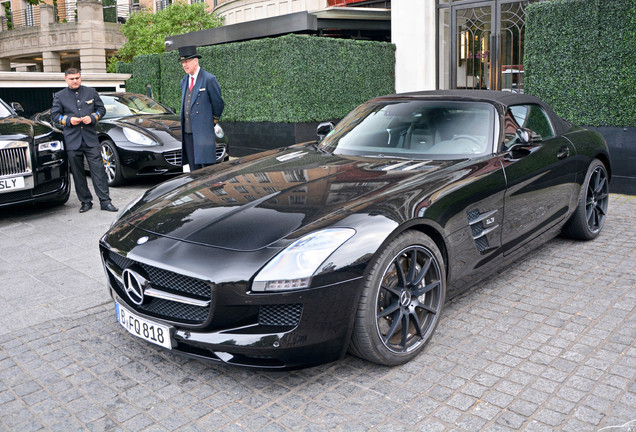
[363, 154, 413, 160]
[310, 142, 331, 154]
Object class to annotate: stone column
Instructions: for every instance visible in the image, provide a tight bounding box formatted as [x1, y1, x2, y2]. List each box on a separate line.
[0, 58, 11, 71]
[80, 48, 107, 73]
[39, 3, 54, 25]
[43, 51, 61, 72]
[77, 1, 107, 73]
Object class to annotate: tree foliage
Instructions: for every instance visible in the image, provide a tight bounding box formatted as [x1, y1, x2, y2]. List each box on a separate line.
[108, 3, 222, 72]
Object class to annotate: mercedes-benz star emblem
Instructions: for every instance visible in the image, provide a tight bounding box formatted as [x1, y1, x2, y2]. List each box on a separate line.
[122, 268, 147, 305]
[137, 236, 149, 245]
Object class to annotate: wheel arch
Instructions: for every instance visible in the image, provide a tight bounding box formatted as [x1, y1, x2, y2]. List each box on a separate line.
[369, 220, 451, 283]
[594, 152, 612, 180]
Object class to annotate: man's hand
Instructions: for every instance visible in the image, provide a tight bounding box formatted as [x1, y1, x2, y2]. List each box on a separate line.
[70, 116, 82, 126]
[81, 116, 93, 124]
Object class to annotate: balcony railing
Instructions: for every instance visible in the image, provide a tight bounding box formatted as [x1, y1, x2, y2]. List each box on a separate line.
[0, 2, 140, 31]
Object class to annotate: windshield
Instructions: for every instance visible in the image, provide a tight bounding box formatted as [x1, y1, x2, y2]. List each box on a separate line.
[101, 94, 172, 119]
[320, 100, 495, 160]
[0, 99, 13, 119]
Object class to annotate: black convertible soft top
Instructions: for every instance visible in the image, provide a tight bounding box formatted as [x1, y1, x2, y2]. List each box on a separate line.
[376, 90, 573, 136]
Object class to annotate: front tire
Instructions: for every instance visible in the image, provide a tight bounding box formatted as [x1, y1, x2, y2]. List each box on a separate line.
[100, 140, 124, 187]
[350, 231, 446, 366]
[562, 159, 609, 240]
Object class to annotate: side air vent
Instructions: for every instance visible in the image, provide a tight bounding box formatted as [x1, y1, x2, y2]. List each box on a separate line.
[467, 208, 499, 253]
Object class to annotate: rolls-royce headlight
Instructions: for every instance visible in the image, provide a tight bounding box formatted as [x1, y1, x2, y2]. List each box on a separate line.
[123, 127, 156, 146]
[252, 228, 355, 292]
[38, 140, 64, 152]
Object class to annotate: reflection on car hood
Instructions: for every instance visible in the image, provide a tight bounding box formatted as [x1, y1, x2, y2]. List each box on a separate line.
[109, 114, 182, 138]
[123, 147, 458, 251]
[0, 116, 49, 139]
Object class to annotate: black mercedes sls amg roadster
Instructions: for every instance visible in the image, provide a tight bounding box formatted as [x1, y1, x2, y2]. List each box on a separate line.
[100, 91, 610, 369]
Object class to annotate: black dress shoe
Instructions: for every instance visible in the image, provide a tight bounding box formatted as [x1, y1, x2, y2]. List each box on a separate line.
[101, 203, 119, 212]
[79, 202, 93, 213]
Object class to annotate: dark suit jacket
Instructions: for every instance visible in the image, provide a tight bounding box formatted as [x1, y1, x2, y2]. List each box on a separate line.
[180, 68, 224, 165]
[51, 86, 106, 151]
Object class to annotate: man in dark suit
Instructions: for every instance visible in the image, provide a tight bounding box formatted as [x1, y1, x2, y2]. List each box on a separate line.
[179, 46, 225, 170]
[52, 68, 117, 213]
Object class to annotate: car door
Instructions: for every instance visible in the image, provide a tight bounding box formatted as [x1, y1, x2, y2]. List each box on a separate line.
[499, 103, 577, 256]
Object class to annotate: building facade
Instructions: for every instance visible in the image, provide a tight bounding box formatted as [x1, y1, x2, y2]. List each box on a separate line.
[209, 0, 540, 93]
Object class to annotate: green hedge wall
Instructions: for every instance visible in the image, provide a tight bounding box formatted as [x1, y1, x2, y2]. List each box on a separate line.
[125, 34, 395, 122]
[123, 54, 162, 101]
[525, 0, 636, 127]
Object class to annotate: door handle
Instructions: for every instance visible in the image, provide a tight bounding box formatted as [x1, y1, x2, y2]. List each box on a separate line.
[557, 146, 570, 159]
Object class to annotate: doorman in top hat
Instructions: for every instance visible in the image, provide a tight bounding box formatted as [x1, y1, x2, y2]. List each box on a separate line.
[178, 45, 225, 170]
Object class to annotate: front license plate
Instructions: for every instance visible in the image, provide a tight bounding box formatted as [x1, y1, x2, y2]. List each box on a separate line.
[116, 302, 172, 349]
[0, 176, 26, 194]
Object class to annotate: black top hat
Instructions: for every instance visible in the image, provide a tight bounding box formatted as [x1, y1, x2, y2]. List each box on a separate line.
[178, 46, 201, 61]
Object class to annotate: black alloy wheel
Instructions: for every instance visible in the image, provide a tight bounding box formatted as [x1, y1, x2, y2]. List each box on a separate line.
[350, 231, 446, 365]
[563, 159, 609, 240]
[584, 163, 609, 234]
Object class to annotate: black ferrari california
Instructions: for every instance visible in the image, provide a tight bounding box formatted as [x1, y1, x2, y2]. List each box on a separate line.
[100, 91, 610, 369]
[33, 92, 229, 186]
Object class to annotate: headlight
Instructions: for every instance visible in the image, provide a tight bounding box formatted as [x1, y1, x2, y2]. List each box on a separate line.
[123, 127, 156, 146]
[252, 228, 355, 292]
[38, 140, 63, 152]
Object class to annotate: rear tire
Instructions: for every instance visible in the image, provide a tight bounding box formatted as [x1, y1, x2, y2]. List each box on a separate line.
[562, 159, 609, 240]
[349, 231, 446, 366]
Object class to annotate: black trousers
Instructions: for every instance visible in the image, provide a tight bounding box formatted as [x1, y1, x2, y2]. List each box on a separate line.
[67, 142, 111, 205]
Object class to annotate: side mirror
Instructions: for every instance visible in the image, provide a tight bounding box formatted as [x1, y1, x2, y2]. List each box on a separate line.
[316, 122, 335, 141]
[515, 127, 542, 145]
[11, 102, 24, 114]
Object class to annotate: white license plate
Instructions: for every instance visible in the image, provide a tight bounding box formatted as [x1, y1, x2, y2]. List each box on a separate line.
[116, 302, 172, 349]
[0, 177, 26, 194]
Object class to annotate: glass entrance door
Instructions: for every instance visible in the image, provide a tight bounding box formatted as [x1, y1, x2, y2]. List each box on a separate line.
[452, 2, 494, 90]
[448, 1, 530, 92]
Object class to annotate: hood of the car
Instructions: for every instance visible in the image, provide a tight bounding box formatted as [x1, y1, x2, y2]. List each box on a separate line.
[121, 146, 462, 251]
[0, 116, 50, 139]
[108, 114, 182, 139]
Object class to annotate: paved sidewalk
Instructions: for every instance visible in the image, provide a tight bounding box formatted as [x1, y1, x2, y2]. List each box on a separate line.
[0, 186, 634, 431]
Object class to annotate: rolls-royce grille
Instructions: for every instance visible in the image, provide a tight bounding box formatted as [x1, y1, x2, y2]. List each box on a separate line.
[258, 304, 303, 327]
[105, 250, 212, 325]
[0, 143, 31, 176]
[164, 150, 182, 166]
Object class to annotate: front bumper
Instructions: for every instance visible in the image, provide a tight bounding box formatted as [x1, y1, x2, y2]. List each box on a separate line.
[101, 243, 363, 370]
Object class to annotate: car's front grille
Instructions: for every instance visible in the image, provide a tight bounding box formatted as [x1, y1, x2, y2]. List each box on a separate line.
[0, 189, 31, 204]
[216, 144, 227, 161]
[164, 150, 182, 166]
[104, 250, 213, 325]
[258, 304, 303, 327]
[0, 142, 31, 177]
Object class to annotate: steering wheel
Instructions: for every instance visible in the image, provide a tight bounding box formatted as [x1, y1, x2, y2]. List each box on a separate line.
[452, 135, 483, 153]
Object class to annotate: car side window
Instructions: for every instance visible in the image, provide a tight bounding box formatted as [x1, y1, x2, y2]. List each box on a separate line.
[503, 104, 555, 149]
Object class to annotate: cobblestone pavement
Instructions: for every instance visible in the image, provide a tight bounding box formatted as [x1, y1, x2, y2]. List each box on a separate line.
[0, 182, 634, 432]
